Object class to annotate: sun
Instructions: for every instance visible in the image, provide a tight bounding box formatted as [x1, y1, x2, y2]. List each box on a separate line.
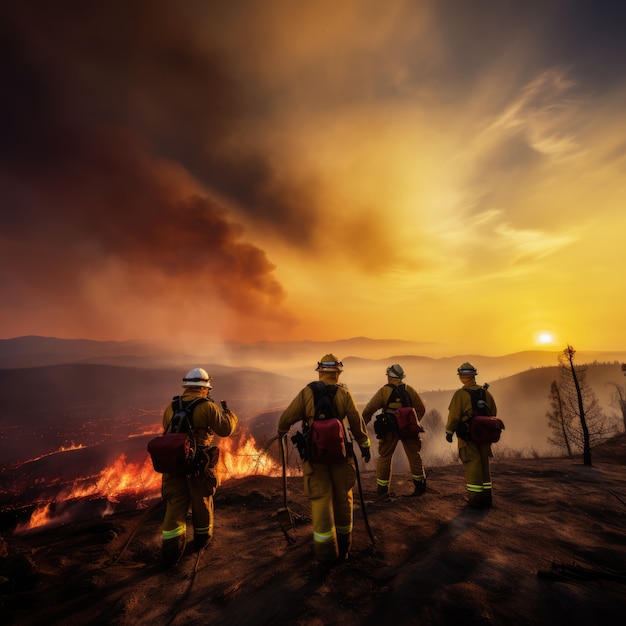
[537, 332, 554, 345]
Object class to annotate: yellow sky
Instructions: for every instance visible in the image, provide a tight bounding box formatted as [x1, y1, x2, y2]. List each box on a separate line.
[1, 1, 625, 355]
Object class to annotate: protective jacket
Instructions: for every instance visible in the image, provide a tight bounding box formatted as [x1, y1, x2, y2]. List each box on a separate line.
[362, 381, 427, 494]
[162, 387, 237, 443]
[446, 383, 497, 508]
[278, 374, 370, 447]
[362, 382, 426, 424]
[445, 384, 497, 449]
[278, 372, 370, 565]
[161, 388, 237, 567]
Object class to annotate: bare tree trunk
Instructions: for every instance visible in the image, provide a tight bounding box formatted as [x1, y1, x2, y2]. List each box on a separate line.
[565, 345, 591, 466]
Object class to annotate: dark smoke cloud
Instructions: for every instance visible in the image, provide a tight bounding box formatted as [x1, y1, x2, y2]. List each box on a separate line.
[0, 120, 287, 317]
[0, 1, 325, 243]
[0, 1, 296, 336]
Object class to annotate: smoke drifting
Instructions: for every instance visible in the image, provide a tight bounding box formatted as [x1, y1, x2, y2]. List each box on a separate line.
[1, 1, 626, 349]
[0, 2, 300, 340]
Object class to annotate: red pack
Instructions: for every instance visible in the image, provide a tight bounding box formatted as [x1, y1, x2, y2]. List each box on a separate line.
[147, 432, 195, 475]
[393, 407, 425, 440]
[147, 396, 206, 475]
[309, 418, 347, 464]
[470, 415, 505, 444]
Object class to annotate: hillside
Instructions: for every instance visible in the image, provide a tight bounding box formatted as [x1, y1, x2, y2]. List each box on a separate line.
[2, 434, 626, 625]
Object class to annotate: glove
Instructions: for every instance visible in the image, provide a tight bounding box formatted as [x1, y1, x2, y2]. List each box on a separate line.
[360, 445, 371, 463]
[446, 433, 453, 443]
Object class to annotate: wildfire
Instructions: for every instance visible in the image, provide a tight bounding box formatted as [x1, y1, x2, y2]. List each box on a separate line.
[58, 442, 86, 452]
[27, 503, 54, 529]
[16, 433, 294, 533]
[66, 454, 161, 501]
[6, 442, 87, 469]
[216, 434, 291, 481]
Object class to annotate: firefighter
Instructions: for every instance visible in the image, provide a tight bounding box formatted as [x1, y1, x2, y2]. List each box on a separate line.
[445, 362, 497, 508]
[362, 364, 427, 497]
[160, 367, 238, 568]
[278, 354, 371, 567]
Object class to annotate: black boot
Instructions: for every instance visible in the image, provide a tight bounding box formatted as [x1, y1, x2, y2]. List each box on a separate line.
[337, 533, 352, 562]
[483, 490, 492, 508]
[194, 533, 211, 551]
[161, 536, 185, 569]
[411, 479, 426, 496]
[376, 484, 389, 497]
[467, 492, 486, 509]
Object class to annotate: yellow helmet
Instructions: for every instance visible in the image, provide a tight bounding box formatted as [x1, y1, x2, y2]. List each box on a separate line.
[457, 362, 477, 375]
[315, 354, 344, 371]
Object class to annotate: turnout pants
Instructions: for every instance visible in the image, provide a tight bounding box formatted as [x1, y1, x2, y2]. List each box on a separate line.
[303, 459, 357, 564]
[161, 470, 218, 565]
[458, 442, 492, 507]
[376, 431, 426, 491]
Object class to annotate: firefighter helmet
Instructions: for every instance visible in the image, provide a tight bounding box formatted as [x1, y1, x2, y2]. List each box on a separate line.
[182, 367, 212, 388]
[457, 362, 477, 375]
[315, 354, 344, 371]
[386, 364, 405, 379]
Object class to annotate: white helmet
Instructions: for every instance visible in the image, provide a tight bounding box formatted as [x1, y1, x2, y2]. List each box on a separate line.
[386, 364, 405, 379]
[182, 367, 212, 388]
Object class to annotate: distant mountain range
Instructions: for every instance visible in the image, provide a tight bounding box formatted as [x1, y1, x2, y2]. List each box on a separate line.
[3, 334, 625, 374]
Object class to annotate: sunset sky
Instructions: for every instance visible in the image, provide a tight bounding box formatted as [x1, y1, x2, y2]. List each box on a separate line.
[2, 1, 625, 356]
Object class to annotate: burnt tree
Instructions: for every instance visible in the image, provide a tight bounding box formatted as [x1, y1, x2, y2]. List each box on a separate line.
[559, 345, 591, 465]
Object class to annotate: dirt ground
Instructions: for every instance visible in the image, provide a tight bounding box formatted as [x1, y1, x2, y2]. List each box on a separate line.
[2, 434, 626, 625]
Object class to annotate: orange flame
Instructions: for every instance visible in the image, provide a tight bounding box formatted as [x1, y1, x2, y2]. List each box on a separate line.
[215, 434, 294, 481]
[58, 442, 86, 452]
[16, 433, 294, 533]
[66, 455, 161, 501]
[26, 503, 54, 529]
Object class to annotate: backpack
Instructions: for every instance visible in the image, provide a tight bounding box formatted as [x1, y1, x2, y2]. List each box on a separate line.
[306, 381, 348, 464]
[378, 384, 424, 440]
[462, 387, 505, 445]
[147, 397, 207, 475]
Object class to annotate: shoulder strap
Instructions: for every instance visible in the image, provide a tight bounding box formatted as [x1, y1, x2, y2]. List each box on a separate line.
[168, 396, 208, 433]
[383, 383, 412, 412]
[308, 381, 323, 394]
[307, 381, 339, 419]
[308, 381, 339, 397]
[462, 387, 490, 416]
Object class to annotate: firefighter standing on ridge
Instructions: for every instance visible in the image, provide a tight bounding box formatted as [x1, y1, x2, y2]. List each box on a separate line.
[278, 354, 371, 567]
[160, 367, 238, 568]
[362, 364, 427, 497]
[445, 362, 497, 509]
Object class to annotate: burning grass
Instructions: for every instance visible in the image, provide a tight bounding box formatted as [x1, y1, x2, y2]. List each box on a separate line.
[13, 432, 294, 534]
